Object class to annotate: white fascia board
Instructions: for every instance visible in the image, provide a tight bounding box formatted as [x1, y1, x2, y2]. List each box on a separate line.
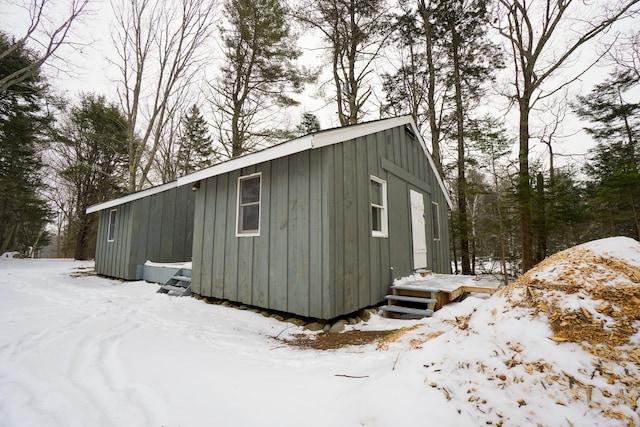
[311, 116, 412, 148]
[177, 135, 314, 186]
[86, 181, 179, 214]
[407, 120, 454, 210]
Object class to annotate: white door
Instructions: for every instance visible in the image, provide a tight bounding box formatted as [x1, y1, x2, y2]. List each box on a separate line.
[410, 189, 428, 270]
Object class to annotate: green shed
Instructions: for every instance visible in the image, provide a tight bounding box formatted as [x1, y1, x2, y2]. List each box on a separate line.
[177, 115, 452, 319]
[87, 182, 195, 280]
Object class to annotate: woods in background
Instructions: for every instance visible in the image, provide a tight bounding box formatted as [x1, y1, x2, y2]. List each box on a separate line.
[0, 0, 638, 271]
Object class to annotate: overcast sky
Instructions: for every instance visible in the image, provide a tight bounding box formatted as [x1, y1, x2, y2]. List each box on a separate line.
[3, 0, 639, 173]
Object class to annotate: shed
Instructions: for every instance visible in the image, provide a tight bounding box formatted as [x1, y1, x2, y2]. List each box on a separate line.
[87, 115, 452, 319]
[86, 182, 195, 280]
[176, 115, 452, 319]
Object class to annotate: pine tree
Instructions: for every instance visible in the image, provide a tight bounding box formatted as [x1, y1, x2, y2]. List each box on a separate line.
[55, 94, 129, 260]
[576, 70, 640, 240]
[295, 112, 321, 136]
[176, 104, 215, 175]
[297, 0, 390, 126]
[211, 0, 314, 158]
[0, 32, 52, 254]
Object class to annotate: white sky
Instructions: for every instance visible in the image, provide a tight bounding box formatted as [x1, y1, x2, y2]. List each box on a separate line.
[2, 0, 639, 175]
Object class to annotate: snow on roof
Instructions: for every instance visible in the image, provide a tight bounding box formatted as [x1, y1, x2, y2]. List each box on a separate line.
[86, 115, 452, 214]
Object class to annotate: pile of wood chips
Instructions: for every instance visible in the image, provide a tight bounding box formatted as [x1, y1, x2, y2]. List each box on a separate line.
[499, 246, 640, 424]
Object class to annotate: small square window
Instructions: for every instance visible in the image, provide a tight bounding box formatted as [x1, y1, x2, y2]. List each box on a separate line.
[237, 174, 261, 236]
[107, 209, 117, 242]
[370, 176, 388, 237]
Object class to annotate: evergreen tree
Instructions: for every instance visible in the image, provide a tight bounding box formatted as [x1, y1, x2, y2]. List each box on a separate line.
[584, 141, 640, 240]
[297, 0, 390, 126]
[211, 0, 314, 158]
[0, 32, 52, 254]
[441, 0, 501, 275]
[55, 94, 129, 260]
[176, 104, 215, 175]
[576, 69, 640, 240]
[295, 112, 321, 136]
[543, 167, 589, 251]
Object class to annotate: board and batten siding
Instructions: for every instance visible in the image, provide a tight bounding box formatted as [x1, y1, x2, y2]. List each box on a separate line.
[328, 124, 450, 317]
[94, 186, 195, 280]
[192, 123, 450, 320]
[191, 150, 332, 319]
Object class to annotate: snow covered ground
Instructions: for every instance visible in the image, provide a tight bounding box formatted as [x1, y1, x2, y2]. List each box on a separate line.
[1, 237, 639, 426]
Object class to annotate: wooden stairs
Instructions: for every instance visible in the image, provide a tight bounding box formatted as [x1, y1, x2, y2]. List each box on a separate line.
[381, 271, 499, 318]
[157, 268, 192, 297]
[381, 284, 438, 318]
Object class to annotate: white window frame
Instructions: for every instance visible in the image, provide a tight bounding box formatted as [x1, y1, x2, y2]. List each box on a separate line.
[370, 175, 388, 238]
[107, 209, 117, 242]
[432, 202, 440, 241]
[236, 172, 262, 237]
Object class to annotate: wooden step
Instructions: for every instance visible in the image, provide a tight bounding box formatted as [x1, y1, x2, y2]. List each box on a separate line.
[380, 305, 434, 317]
[160, 284, 189, 293]
[171, 275, 192, 282]
[391, 284, 439, 293]
[385, 294, 436, 304]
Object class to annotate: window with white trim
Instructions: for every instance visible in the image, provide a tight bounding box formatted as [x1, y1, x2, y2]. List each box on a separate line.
[370, 176, 388, 237]
[107, 209, 117, 241]
[432, 202, 440, 241]
[236, 173, 261, 236]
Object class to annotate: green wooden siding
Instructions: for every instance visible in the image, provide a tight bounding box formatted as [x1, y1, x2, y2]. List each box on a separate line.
[192, 123, 450, 319]
[94, 186, 195, 280]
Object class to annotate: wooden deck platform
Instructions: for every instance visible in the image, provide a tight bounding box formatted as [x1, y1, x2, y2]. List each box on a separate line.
[382, 273, 500, 317]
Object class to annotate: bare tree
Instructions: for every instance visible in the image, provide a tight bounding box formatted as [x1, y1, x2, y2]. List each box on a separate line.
[610, 30, 640, 79]
[492, 0, 640, 271]
[111, 0, 217, 192]
[0, 0, 90, 92]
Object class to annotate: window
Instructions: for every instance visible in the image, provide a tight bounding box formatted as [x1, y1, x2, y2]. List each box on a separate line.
[107, 209, 117, 242]
[432, 202, 440, 241]
[370, 176, 388, 237]
[236, 173, 261, 236]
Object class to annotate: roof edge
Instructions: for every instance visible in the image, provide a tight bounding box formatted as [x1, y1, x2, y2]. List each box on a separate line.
[86, 115, 452, 213]
[86, 181, 179, 214]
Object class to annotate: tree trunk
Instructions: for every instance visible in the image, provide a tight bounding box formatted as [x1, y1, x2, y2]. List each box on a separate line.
[518, 96, 535, 272]
[418, 1, 442, 174]
[450, 211, 458, 274]
[74, 212, 90, 261]
[451, 18, 471, 275]
[533, 172, 547, 263]
[1, 223, 17, 253]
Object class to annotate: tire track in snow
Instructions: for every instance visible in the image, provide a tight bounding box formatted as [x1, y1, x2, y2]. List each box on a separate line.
[65, 318, 163, 426]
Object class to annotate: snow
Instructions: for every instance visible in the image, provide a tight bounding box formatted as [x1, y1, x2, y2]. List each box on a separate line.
[1, 237, 639, 426]
[143, 260, 192, 269]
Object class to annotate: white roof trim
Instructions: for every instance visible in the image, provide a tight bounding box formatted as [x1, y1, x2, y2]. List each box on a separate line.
[177, 135, 314, 186]
[86, 115, 452, 212]
[86, 181, 178, 214]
